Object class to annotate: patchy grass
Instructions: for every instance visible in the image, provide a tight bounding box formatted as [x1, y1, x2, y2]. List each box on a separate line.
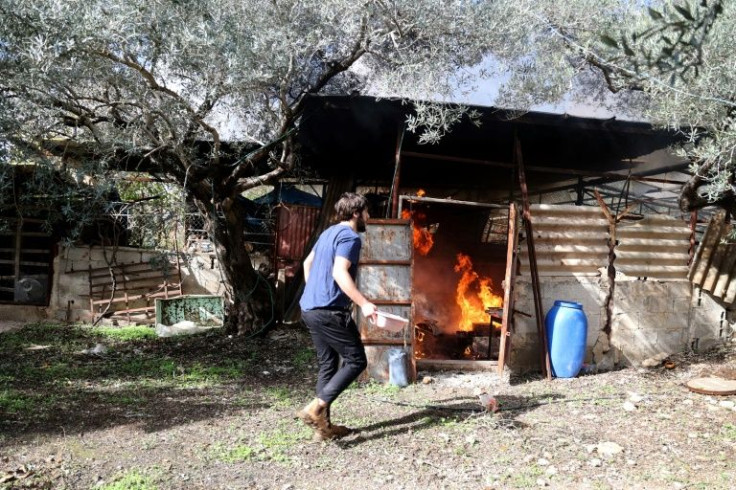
[358, 379, 401, 397]
[255, 424, 311, 463]
[292, 347, 315, 369]
[92, 325, 158, 341]
[217, 444, 258, 463]
[100, 470, 158, 490]
[721, 423, 736, 441]
[0, 389, 33, 414]
[0, 322, 295, 432]
[3, 323, 736, 489]
[263, 386, 296, 408]
[212, 424, 310, 464]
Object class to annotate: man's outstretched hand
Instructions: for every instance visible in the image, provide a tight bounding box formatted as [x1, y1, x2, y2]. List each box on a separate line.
[361, 302, 377, 322]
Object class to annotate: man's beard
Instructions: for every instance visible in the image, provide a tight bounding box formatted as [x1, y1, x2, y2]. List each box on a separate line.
[356, 215, 367, 232]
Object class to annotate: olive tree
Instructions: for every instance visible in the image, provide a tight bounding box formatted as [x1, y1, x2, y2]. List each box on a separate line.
[503, 0, 736, 214]
[0, 0, 531, 332]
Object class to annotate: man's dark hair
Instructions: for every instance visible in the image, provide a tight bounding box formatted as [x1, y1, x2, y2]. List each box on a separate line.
[334, 192, 368, 221]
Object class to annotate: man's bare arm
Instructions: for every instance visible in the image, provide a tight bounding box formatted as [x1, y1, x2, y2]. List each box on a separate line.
[303, 250, 315, 283]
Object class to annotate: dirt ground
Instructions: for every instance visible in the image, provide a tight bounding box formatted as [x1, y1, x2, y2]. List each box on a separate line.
[1, 321, 735, 490]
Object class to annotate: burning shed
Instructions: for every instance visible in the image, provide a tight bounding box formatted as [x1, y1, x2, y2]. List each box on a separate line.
[297, 95, 732, 380]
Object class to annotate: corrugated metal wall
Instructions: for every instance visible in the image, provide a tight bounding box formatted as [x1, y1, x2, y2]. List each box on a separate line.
[689, 211, 736, 304]
[519, 204, 692, 279]
[519, 204, 609, 276]
[275, 204, 320, 262]
[615, 216, 691, 279]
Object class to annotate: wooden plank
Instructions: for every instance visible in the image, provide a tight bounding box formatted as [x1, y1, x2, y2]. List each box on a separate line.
[93, 290, 183, 309]
[0, 248, 49, 254]
[91, 281, 181, 297]
[12, 261, 50, 267]
[90, 272, 174, 286]
[400, 195, 506, 209]
[702, 240, 729, 292]
[498, 202, 517, 375]
[712, 244, 736, 298]
[689, 211, 727, 285]
[723, 265, 736, 304]
[88, 263, 173, 277]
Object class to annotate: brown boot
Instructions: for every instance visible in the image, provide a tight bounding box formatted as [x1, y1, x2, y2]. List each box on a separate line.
[295, 398, 329, 433]
[310, 423, 350, 442]
[325, 406, 352, 439]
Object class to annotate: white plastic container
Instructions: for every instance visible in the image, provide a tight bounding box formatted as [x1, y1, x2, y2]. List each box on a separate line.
[369, 311, 409, 332]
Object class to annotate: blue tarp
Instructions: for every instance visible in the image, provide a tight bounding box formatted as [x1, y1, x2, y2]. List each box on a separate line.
[253, 186, 322, 208]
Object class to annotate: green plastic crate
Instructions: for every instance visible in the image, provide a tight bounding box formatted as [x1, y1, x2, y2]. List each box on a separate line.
[155, 295, 224, 326]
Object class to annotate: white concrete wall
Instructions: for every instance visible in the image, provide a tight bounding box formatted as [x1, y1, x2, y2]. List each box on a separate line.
[510, 276, 608, 371]
[508, 275, 734, 372]
[46, 245, 224, 323]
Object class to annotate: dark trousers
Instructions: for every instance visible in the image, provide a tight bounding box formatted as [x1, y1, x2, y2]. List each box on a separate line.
[301, 308, 367, 404]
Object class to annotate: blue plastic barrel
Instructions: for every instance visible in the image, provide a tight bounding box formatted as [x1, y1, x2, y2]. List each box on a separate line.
[545, 300, 588, 378]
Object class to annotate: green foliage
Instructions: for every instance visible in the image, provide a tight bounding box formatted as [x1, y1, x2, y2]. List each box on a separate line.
[580, 0, 736, 209]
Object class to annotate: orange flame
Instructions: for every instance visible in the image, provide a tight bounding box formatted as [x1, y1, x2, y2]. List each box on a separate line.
[401, 208, 434, 256]
[454, 253, 503, 331]
[417, 189, 426, 197]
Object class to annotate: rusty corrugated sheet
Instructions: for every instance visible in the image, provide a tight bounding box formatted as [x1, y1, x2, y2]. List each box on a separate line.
[616, 215, 691, 279]
[357, 219, 415, 382]
[519, 204, 609, 276]
[689, 211, 736, 304]
[275, 204, 320, 261]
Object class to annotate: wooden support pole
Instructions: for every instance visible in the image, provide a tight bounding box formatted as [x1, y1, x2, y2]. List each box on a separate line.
[497, 202, 518, 375]
[515, 136, 551, 380]
[689, 210, 698, 266]
[389, 126, 405, 219]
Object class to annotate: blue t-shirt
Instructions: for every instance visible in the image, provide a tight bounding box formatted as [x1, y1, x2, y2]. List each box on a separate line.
[299, 224, 361, 310]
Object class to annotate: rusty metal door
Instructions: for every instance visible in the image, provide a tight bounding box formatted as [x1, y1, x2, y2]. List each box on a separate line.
[356, 219, 415, 382]
[498, 203, 519, 374]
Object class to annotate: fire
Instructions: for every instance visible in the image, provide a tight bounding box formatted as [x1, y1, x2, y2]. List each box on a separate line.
[454, 253, 503, 331]
[416, 189, 426, 197]
[401, 208, 435, 256]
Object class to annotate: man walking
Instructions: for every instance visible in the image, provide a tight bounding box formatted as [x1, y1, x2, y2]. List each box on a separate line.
[296, 192, 377, 440]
